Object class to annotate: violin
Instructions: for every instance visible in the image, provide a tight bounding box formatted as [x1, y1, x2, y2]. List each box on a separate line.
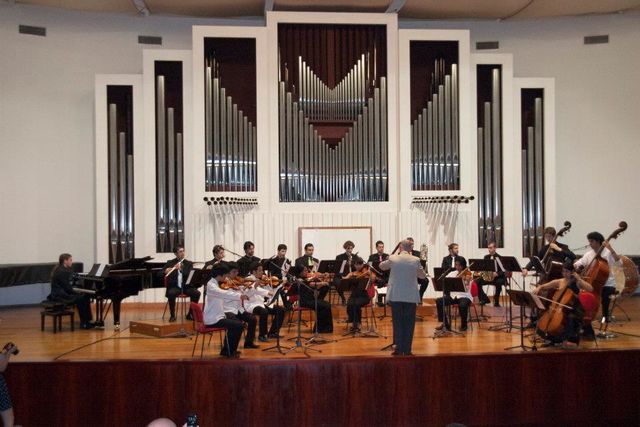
[344, 265, 372, 280]
[257, 275, 281, 287]
[221, 277, 252, 290]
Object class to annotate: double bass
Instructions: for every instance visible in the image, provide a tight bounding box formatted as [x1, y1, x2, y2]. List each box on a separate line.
[539, 221, 572, 283]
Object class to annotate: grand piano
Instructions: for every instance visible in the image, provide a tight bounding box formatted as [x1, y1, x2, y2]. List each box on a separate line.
[74, 257, 165, 329]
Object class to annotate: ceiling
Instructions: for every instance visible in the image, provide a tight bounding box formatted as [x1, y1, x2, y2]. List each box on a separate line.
[12, 0, 640, 19]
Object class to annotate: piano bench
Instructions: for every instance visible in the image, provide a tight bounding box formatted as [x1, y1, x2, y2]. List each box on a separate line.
[41, 309, 75, 333]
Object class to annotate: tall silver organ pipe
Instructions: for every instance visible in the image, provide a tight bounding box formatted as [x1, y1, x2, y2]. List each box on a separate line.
[205, 56, 257, 192]
[476, 67, 503, 247]
[411, 59, 460, 191]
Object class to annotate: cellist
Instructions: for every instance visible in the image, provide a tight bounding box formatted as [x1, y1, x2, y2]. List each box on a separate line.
[574, 232, 622, 323]
[532, 261, 592, 348]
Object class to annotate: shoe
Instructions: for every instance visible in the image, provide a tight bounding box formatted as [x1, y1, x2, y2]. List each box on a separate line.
[460, 325, 468, 332]
[435, 324, 445, 331]
[186, 314, 194, 321]
[220, 351, 241, 358]
[391, 351, 401, 356]
[169, 315, 177, 323]
[80, 322, 95, 330]
[376, 302, 384, 307]
[404, 352, 414, 356]
[244, 342, 260, 349]
[480, 298, 490, 305]
[493, 302, 501, 307]
[268, 333, 283, 339]
[524, 322, 536, 329]
[258, 335, 269, 342]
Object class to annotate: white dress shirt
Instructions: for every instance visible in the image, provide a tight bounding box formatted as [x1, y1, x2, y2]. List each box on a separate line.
[204, 278, 243, 325]
[379, 252, 426, 304]
[244, 283, 271, 312]
[445, 270, 472, 300]
[574, 247, 620, 288]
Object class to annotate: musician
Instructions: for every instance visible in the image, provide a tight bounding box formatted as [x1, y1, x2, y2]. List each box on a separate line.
[1, 342, 17, 427]
[267, 244, 291, 280]
[245, 262, 285, 342]
[533, 261, 593, 347]
[333, 240, 356, 305]
[408, 237, 430, 302]
[522, 227, 576, 276]
[475, 241, 506, 307]
[163, 245, 199, 322]
[441, 243, 467, 270]
[368, 241, 389, 306]
[204, 244, 227, 270]
[223, 262, 259, 349]
[435, 259, 472, 332]
[292, 265, 334, 333]
[48, 253, 94, 329]
[379, 240, 426, 356]
[574, 232, 621, 323]
[345, 257, 372, 331]
[295, 243, 319, 272]
[203, 264, 247, 358]
[237, 241, 260, 277]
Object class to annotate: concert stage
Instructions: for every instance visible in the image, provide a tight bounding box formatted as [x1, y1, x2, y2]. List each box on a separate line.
[2, 299, 640, 426]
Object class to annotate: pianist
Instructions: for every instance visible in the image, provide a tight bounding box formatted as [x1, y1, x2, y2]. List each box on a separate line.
[163, 246, 200, 322]
[49, 253, 94, 329]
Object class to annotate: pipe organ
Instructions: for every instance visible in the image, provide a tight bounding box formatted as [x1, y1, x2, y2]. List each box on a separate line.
[477, 65, 503, 247]
[521, 89, 545, 257]
[277, 24, 388, 202]
[204, 38, 258, 192]
[106, 86, 134, 263]
[410, 41, 460, 191]
[155, 62, 184, 253]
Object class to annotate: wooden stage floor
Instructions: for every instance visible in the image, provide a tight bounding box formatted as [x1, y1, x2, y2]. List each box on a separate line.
[2, 296, 640, 361]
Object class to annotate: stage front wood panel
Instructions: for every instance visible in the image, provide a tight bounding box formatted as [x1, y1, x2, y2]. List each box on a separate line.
[6, 350, 640, 427]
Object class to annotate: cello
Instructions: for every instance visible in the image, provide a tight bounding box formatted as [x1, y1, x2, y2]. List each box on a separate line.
[580, 221, 627, 307]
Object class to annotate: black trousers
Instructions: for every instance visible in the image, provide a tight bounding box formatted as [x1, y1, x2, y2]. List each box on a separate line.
[332, 278, 346, 303]
[301, 297, 333, 333]
[205, 317, 244, 356]
[226, 311, 256, 345]
[252, 305, 285, 336]
[347, 290, 370, 324]
[418, 279, 429, 300]
[475, 277, 505, 303]
[166, 286, 200, 317]
[55, 294, 93, 324]
[601, 286, 616, 321]
[436, 295, 471, 328]
[389, 301, 417, 354]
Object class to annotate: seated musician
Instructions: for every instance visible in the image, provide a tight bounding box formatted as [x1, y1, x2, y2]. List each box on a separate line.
[368, 240, 389, 306]
[48, 253, 94, 329]
[435, 259, 472, 332]
[245, 262, 285, 342]
[332, 240, 356, 305]
[295, 243, 319, 272]
[267, 244, 291, 280]
[204, 244, 227, 270]
[475, 241, 506, 307]
[292, 265, 334, 333]
[163, 245, 199, 322]
[441, 243, 467, 271]
[408, 237, 429, 302]
[237, 241, 260, 277]
[203, 264, 247, 358]
[345, 257, 373, 331]
[223, 263, 259, 349]
[522, 227, 576, 277]
[533, 261, 593, 348]
[574, 232, 621, 323]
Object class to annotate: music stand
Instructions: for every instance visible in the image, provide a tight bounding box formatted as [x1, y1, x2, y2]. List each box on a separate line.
[431, 273, 466, 338]
[504, 290, 544, 351]
[488, 256, 521, 332]
[318, 260, 336, 274]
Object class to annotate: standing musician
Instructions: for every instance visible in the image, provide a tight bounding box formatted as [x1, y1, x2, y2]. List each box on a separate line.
[522, 227, 576, 277]
[267, 244, 291, 280]
[245, 262, 285, 342]
[292, 265, 334, 333]
[435, 259, 472, 332]
[1, 342, 18, 427]
[295, 243, 319, 272]
[204, 244, 227, 269]
[533, 261, 593, 348]
[163, 245, 200, 322]
[344, 257, 373, 331]
[407, 237, 430, 302]
[203, 264, 247, 358]
[368, 240, 389, 306]
[574, 232, 621, 323]
[222, 262, 260, 349]
[237, 241, 260, 277]
[333, 240, 356, 305]
[48, 253, 94, 329]
[475, 241, 506, 307]
[441, 243, 467, 271]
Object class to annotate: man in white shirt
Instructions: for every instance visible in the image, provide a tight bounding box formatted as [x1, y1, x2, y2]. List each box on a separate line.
[435, 259, 472, 332]
[379, 240, 426, 356]
[223, 263, 259, 349]
[574, 231, 622, 322]
[245, 263, 285, 342]
[203, 264, 247, 358]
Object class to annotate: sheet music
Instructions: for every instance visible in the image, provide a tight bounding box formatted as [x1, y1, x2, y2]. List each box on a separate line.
[495, 257, 505, 273]
[186, 270, 195, 286]
[265, 284, 284, 307]
[339, 260, 347, 274]
[96, 264, 106, 277]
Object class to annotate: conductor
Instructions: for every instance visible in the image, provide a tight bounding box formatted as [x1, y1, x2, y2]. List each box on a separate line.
[379, 240, 426, 356]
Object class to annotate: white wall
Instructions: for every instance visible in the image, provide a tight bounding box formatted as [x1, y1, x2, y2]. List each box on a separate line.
[1, 3, 639, 272]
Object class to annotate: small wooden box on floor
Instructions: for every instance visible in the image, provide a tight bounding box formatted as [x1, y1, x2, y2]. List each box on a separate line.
[129, 319, 194, 337]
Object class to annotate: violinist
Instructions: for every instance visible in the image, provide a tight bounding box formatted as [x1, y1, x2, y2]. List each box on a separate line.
[221, 262, 259, 349]
[368, 241, 389, 306]
[441, 243, 467, 271]
[333, 240, 356, 305]
[522, 227, 576, 276]
[295, 243, 319, 272]
[533, 261, 593, 348]
[267, 244, 291, 280]
[292, 265, 334, 333]
[163, 245, 199, 322]
[574, 232, 621, 323]
[435, 259, 472, 332]
[204, 244, 227, 270]
[344, 257, 373, 331]
[475, 241, 506, 307]
[245, 263, 285, 342]
[237, 241, 260, 277]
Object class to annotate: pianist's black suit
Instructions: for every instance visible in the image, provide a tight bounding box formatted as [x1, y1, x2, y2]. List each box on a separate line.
[49, 266, 93, 324]
[164, 258, 200, 319]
